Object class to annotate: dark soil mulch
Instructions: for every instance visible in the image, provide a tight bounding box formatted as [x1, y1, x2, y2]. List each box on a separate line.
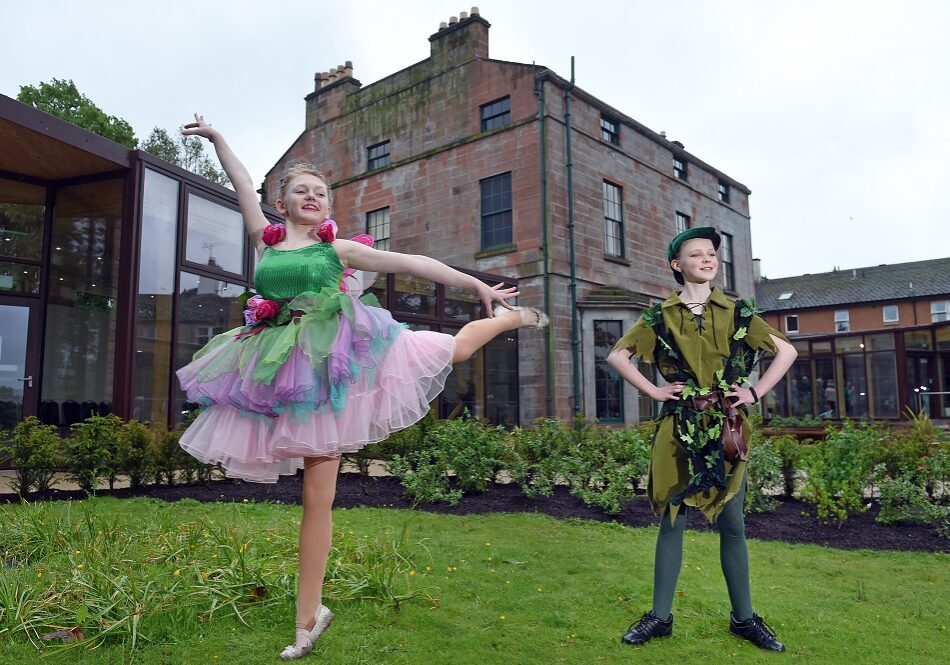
[4, 474, 947, 554]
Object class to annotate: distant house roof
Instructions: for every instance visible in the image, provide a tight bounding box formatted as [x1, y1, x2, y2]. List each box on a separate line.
[755, 257, 950, 312]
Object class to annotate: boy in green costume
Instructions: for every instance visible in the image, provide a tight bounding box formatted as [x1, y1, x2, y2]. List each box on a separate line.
[607, 227, 797, 652]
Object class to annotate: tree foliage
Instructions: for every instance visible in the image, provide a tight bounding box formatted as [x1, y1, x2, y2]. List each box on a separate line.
[17, 78, 137, 148]
[141, 127, 230, 186]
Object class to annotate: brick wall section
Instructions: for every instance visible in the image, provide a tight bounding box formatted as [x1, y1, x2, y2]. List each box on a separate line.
[764, 298, 946, 336]
[265, 13, 757, 423]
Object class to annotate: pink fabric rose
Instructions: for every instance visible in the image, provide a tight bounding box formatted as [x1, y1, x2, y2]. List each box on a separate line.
[253, 299, 280, 321]
[315, 219, 338, 243]
[261, 223, 286, 246]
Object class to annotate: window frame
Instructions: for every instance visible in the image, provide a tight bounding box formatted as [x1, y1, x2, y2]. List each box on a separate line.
[721, 231, 735, 291]
[479, 172, 513, 250]
[365, 207, 391, 251]
[835, 309, 850, 332]
[479, 96, 511, 132]
[673, 157, 688, 181]
[600, 114, 620, 145]
[366, 141, 391, 171]
[785, 314, 800, 334]
[593, 319, 624, 423]
[882, 304, 899, 324]
[718, 180, 731, 204]
[675, 211, 690, 235]
[602, 180, 624, 258]
[931, 300, 949, 323]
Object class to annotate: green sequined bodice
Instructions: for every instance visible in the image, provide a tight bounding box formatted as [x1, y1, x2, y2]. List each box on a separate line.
[254, 243, 343, 300]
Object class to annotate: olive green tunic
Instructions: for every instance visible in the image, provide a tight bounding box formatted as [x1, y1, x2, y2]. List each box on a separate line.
[615, 288, 787, 523]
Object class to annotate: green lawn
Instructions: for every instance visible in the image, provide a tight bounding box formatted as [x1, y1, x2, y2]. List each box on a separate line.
[1, 498, 947, 664]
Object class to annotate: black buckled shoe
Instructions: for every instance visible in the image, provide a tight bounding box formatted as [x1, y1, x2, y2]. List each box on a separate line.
[621, 610, 673, 645]
[729, 612, 785, 652]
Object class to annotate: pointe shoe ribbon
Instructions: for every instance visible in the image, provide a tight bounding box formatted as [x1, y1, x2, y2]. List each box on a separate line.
[279, 605, 334, 660]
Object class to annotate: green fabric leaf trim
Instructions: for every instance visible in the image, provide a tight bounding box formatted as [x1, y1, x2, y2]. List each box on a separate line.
[733, 326, 748, 340]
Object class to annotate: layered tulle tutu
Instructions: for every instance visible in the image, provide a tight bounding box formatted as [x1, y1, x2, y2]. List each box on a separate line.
[176, 286, 455, 482]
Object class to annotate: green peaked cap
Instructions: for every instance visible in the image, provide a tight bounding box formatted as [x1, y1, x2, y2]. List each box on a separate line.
[667, 226, 721, 284]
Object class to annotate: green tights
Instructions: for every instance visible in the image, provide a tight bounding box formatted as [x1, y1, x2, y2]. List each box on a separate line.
[651, 480, 753, 621]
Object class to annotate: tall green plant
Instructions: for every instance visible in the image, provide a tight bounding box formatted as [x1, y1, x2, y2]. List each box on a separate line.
[67, 414, 121, 495]
[559, 418, 651, 515]
[115, 420, 154, 489]
[745, 438, 782, 513]
[0, 417, 63, 495]
[799, 421, 879, 525]
[151, 427, 186, 486]
[508, 418, 569, 498]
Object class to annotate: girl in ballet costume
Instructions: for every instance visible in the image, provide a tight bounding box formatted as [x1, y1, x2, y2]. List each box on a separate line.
[176, 115, 547, 660]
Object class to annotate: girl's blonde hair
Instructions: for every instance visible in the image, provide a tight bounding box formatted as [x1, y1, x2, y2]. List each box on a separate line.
[278, 162, 332, 204]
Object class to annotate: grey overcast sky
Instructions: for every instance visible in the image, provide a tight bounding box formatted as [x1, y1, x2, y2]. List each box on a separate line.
[2, 0, 947, 278]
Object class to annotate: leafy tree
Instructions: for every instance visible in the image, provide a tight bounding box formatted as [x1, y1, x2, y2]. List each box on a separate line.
[142, 126, 230, 187]
[17, 78, 137, 148]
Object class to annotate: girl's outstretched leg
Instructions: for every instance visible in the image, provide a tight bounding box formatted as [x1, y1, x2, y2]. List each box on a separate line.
[452, 307, 547, 363]
[284, 456, 340, 657]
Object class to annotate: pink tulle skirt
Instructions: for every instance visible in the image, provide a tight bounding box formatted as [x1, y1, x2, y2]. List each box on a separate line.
[176, 289, 455, 482]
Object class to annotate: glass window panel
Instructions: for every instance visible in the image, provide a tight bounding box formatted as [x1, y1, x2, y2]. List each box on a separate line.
[133, 169, 180, 424]
[792, 340, 810, 357]
[811, 339, 832, 353]
[936, 326, 950, 350]
[440, 324, 483, 419]
[174, 271, 246, 421]
[42, 179, 123, 412]
[868, 351, 898, 418]
[594, 320, 624, 421]
[904, 330, 932, 350]
[815, 357, 836, 418]
[840, 354, 869, 419]
[0, 261, 40, 294]
[760, 359, 788, 418]
[835, 336, 863, 354]
[480, 173, 512, 249]
[393, 274, 436, 316]
[444, 284, 481, 322]
[865, 333, 895, 351]
[484, 329, 518, 425]
[882, 304, 899, 323]
[0, 304, 30, 428]
[790, 358, 814, 417]
[366, 207, 390, 251]
[184, 194, 245, 275]
[0, 177, 45, 261]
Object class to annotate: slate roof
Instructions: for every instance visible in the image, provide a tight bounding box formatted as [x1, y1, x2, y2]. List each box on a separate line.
[755, 257, 950, 312]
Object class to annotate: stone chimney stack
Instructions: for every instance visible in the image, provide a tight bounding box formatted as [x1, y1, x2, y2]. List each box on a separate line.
[305, 60, 361, 130]
[429, 7, 489, 69]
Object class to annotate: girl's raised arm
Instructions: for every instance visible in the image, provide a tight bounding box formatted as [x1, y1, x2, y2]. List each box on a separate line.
[182, 114, 268, 243]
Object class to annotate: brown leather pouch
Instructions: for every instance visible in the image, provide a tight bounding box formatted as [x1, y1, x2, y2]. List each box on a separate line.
[719, 393, 748, 463]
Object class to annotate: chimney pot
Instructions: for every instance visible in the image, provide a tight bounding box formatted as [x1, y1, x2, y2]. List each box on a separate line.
[471, 6, 479, 14]
[449, 15, 458, 25]
[345, 60, 353, 68]
[439, 21, 448, 29]
[344, 62, 353, 77]
[460, 11, 468, 19]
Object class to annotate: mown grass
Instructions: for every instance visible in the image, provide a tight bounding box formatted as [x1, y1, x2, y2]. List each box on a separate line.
[0, 498, 947, 664]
